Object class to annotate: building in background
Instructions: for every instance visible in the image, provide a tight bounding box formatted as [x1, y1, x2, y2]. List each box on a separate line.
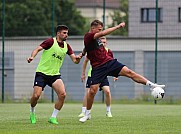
[129, 0, 181, 38]
[76, 0, 181, 38]
[75, 0, 120, 28]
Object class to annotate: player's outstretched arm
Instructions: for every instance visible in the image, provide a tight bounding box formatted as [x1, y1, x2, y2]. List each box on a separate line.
[94, 22, 125, 39]
[27, 46, 43, 63]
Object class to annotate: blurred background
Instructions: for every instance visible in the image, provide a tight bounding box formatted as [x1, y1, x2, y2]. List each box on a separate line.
[0, 0, 181, 103]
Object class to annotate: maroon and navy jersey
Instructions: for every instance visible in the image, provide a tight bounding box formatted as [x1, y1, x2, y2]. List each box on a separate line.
[40, 38, 73, 55]
[84, 32, 113, 68]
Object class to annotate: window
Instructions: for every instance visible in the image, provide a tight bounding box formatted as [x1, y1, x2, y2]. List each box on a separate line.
[141, 8, 163, 22]
[179, 7, 181, 22]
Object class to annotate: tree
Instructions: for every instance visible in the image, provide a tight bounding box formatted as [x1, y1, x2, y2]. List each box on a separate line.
[0, 0, 52, 36]
[54, 0, 86, 35]
[108, 0, 128, 36]
[0, 0, 86, 36]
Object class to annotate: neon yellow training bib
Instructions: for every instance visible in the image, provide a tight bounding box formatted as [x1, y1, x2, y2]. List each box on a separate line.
[36, 37, 68, 75]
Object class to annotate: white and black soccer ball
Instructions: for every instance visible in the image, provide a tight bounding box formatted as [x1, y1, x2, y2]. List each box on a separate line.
[151, 87, 165, 100]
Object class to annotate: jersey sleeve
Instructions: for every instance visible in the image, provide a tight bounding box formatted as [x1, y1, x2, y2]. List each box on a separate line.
[40, 38, 54, 50]
[67, 44, 74, 55]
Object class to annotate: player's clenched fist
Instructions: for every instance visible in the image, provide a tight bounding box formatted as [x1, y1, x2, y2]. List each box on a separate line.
[119, 22, 125, 28]
[27, 57, 34, 63]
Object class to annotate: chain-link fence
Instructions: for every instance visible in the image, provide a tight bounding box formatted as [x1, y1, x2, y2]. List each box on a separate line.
[1, 0, 181, 103]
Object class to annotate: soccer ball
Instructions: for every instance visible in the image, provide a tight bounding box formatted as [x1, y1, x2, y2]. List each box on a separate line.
[151, 87, 165, 100]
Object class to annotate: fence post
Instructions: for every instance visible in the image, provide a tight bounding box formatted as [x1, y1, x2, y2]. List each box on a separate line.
[154, 0, 158, 104]
[2, 0, 6, 103]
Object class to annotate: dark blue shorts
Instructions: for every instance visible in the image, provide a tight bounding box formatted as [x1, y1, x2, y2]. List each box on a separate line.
[86, 76, 109, 90]
[34, 72, 61, 90]
[91, 59, 125, 85]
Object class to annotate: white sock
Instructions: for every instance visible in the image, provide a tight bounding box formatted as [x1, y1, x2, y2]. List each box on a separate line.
[85, 110, 91, 116]
[51, 108, 60, 118]
[146, 81, 155, 87]
[106, 106, 111, 112]
[82, 107, 86, 113]
[30, 106, 35, 113]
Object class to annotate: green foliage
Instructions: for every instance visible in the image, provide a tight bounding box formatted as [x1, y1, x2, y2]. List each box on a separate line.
[0, 0, 86, 36]
[54, 0, 86, 35]
[109, 0, 128, 36]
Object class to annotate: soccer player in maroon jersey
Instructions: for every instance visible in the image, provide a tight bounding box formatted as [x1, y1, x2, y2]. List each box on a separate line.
[78, 36, 117, 118]
[79, 20, 165, 123]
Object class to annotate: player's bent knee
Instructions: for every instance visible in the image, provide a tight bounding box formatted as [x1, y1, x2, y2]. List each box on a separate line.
[33, 93, 41, 100]
[58, 92, 66, 99]
[104, 90, 110, 95]
[89, 89, 97, 96]
[62, 92, 66, 98]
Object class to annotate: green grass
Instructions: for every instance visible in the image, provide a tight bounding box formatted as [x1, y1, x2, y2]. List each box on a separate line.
[0, 103, 181, 134]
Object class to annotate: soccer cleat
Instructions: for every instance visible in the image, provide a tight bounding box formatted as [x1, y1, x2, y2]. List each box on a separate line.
[48, 117, 59, 125]
[30, 112, 36, 124]
[79, 114, 91, 123]
[78, 112, 85, 118]
[106, 112, 112, 118]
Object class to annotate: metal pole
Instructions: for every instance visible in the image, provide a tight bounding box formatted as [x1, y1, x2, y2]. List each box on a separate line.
[52, 0, 55, 37]
[2, 0, 5, 103]
[101, 0, 106, 103]
[103, 0, 106, 29]
[51, 0, 55, 103]
[155, 0, 158, 83]
[154, 0, 158, 104]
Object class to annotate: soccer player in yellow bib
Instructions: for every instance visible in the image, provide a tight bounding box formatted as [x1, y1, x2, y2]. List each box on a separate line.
[78, 36, 118, 118]
[27, 25, 83, 125]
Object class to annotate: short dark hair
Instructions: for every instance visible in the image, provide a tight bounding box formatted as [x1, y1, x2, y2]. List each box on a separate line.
[56, 25, 69, 33]
[91, 20, 103, 27]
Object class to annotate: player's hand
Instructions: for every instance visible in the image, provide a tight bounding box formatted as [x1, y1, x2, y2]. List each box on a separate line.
[113, 77, 118, 81]
[81, 74, 86, 82]
[27, 57, 34, 63]
[76, 53, 83, 59]
[118, 22, 125, 28]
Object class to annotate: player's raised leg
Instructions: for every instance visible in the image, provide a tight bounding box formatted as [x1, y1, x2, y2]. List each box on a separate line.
[119, 66, 165, 89]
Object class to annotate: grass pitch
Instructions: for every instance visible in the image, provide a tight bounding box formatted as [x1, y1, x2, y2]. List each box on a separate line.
[0, 103, 181, 134]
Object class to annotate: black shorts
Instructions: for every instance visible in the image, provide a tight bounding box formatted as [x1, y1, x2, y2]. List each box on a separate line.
[91, 59, 125, 85]
[86, 76, 109, 91]
[86, 76, 109, 88]
[34, 72, 61, 90]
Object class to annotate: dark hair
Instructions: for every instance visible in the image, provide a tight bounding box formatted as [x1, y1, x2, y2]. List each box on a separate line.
[91, 20, 103, 27]
[56, 25, 69, 33]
